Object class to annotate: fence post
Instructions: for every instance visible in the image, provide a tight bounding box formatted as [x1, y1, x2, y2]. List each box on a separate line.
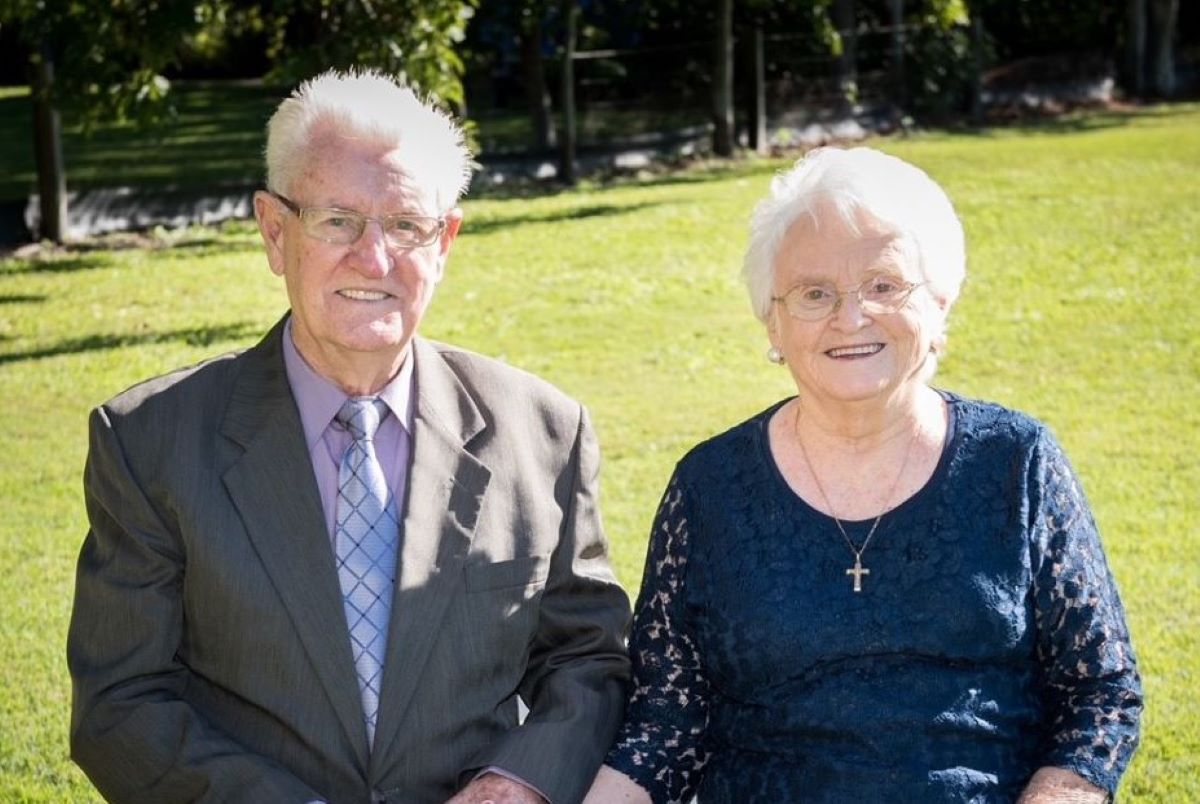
[712, 0, 734, 157]
[1124, 0, 1147, 96]
[1148, 0, 1178, 98]
[558, 0, 579, 184]
[969, 15, 985, 125]
[520, 20, 556, 151]
[749, 26, 768, 155]
[889, 0, 906, 108]
[833, 0, 858, 114]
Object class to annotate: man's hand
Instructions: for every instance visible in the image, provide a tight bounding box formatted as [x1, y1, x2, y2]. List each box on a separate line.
[446, 772, 546, 804]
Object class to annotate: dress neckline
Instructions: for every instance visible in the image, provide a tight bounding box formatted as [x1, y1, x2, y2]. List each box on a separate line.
[755, 390, 961, 527]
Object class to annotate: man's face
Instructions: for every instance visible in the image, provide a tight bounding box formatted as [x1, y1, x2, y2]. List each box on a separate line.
[255, 129, 462, 381]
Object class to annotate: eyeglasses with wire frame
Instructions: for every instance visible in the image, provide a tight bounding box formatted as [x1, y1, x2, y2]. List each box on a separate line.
[772, 275, 927, 321]
[270, 192, 446, 249]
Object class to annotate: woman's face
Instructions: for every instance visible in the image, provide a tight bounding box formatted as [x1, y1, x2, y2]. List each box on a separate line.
[768, 207, 945, 408]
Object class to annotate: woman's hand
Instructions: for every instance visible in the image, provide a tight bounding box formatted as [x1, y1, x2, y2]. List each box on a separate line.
[1017, 767, 1108, 803]
[582, 765, 653, 804]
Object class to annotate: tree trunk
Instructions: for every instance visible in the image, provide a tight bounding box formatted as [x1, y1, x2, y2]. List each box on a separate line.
[558, 0, 579, 184]
[1147, 0, 1178, 97]
[749, 26, 767, 155]
[1125, 0, 1147, 96]
[832, 0, 857, 114]
[969, 12, 985, 125]
[32, 40, 68, 243]
[519, 18, 556, 152]
[712, 0, 734, 157]
[889, 0, 906, 108]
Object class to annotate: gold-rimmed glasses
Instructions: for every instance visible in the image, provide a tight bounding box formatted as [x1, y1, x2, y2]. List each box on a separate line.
[772, 275, 927, 321]
[270, 192, 446, 249]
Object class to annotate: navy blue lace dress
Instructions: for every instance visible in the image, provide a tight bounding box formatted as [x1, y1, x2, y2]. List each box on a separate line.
[606, 393, 1141, 803]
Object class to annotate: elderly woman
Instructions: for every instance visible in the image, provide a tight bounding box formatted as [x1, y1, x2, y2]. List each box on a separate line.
[586, 148, 1141, 803]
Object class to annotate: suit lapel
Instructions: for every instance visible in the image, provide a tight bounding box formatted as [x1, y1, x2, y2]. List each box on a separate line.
[220, 318, 371, 769]
[371, 337, 491, 766]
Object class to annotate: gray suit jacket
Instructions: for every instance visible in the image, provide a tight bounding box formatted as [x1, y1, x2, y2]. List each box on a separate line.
[68, 318, 631, 804]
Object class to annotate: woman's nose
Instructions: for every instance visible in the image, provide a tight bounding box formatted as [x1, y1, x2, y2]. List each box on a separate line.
[829, 290, 869, 329]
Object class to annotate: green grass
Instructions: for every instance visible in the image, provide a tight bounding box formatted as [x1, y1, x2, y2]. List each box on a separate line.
[2, 103, 1198, 800]
[0, 82, 278, 202]
[0, 81, 705, 201]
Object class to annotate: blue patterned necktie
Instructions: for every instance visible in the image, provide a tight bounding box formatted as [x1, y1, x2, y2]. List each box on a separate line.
[334, 397, 400, 748]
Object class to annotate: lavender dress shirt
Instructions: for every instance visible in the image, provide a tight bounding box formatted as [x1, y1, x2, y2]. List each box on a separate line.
[281, 320, 413, 541]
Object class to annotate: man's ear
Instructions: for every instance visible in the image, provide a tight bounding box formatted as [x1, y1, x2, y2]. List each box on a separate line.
[253, 191, 288, 277]
[440, 207, 463, 252]
[434, 207, 465, 282]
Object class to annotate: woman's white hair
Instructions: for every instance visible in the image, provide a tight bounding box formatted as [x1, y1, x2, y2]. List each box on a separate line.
[742, 147, 966, 366]
[264, 69, 473, 211]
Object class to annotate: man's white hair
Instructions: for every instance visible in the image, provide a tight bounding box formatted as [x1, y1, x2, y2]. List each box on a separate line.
[264, 69, 473, 211]
[742, 147, 966, 371]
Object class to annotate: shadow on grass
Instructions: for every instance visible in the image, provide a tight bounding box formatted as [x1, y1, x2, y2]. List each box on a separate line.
[0, 81, 274, 201]
[155, 237, 262, 257]
[0, 321, 258, 366]
[465, 200, 669, 235]
[96, 236, 263, 260]
[469, 158, 778, 203]
[943, 102, 1199, 138]
[3, 233, 261, 271]
[2, 257, 102, 275]
[621, 160, 781, 189]
[0, 293, 47, 304]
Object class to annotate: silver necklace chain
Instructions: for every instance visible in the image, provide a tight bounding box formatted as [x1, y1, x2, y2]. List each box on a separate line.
[793, 405, 918, 592]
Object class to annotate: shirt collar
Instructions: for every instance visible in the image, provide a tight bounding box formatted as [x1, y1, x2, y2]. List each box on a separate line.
[281, 317, 415, 452]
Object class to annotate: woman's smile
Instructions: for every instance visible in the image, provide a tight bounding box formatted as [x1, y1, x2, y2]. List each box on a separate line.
[825, 343, 885, 359]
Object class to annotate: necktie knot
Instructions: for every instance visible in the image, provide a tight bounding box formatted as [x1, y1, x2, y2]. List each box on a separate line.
[337, 397, 387, 442]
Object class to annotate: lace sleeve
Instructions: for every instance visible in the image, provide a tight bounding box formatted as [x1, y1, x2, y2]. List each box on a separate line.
[605, 471, 710, 804]
[1029, 428, 1143, 793]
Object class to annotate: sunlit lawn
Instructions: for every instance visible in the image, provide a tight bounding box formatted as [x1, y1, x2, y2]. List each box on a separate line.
[1, 103, 1197, 801]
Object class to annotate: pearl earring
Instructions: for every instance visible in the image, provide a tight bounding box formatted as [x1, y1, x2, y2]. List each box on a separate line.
[766, 346, 785, 365]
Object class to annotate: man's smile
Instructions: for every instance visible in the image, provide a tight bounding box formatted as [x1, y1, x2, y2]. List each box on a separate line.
[337, 288, 393, 301]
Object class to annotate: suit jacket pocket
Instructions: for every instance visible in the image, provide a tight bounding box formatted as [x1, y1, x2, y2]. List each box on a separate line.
[463, 554, 550, 592]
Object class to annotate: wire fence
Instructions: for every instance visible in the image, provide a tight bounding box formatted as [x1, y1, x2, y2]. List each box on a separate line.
[468, 18, 977, 159]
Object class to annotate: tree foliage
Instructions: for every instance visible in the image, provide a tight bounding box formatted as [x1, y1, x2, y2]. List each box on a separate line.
[259, 0, 476, 108]
[1, 0, 208, 130]
[0, 0, 478, 125]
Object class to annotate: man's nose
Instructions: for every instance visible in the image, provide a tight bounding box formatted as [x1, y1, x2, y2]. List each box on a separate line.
[348, 220, 392, 277]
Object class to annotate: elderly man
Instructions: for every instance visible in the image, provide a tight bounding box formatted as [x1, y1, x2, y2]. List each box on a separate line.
[67, 70, 631, 804]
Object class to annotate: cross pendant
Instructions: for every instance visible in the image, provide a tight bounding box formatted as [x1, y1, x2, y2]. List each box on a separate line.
[846, 555, 870, 592]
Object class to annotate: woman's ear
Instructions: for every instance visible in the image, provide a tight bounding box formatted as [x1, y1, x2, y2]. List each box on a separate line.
[766, 304, 782, 346]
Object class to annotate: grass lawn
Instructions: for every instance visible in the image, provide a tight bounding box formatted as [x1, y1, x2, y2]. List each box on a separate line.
[0, 81, 705, 202]
[1, 103, 1197, 801]
[0, 83, 277, 202]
